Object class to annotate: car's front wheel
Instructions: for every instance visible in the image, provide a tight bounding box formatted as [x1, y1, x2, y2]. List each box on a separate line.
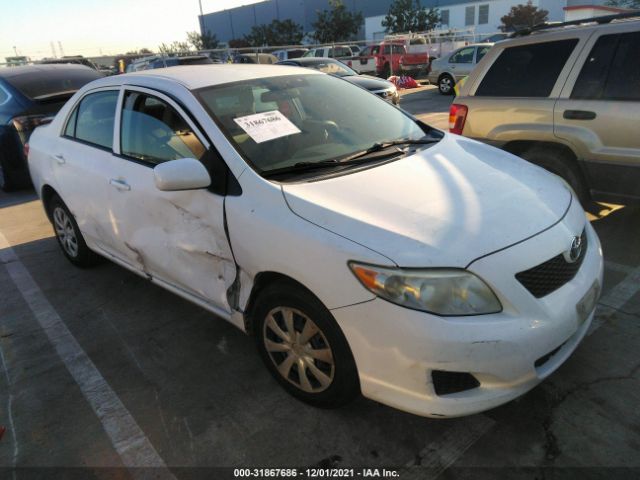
[253, 283, 360, 408]
[48, 194, 101, 267]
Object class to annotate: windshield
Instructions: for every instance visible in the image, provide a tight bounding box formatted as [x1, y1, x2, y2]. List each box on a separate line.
[197, 74, 429, 176]
[307, 61, 355, 77]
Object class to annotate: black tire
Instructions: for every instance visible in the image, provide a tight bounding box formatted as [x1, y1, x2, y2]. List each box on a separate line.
[48, 194, 101, 267]
[381, 63, 391, 79]
[253, 282, 360, 408]
[438, 74, 455, 95]
[0, 151, 16, 192]
[520, 147, 590, 206]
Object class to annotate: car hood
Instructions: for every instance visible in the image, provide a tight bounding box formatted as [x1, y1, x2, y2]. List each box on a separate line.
[282, 135, 572, 267]
[343, 75, 393, 91]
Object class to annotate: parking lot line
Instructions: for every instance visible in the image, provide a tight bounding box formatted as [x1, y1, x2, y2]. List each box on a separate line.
[0, 346, 18, 480]
[0, 232, 176, 479]
[591, 263, 640, 335]
[403, 415, 496, 479]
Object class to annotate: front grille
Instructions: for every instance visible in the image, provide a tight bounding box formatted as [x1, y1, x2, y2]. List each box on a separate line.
[432, 370, 480, 396]
[516, 229, 587, 298]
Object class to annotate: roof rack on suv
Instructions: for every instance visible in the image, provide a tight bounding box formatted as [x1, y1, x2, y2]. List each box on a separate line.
[511, 11, 640, 37]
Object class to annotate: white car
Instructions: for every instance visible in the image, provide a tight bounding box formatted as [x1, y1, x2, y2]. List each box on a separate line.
[27, 65, 603, 418]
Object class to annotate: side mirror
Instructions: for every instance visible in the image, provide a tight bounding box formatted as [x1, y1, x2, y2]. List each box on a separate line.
[154, 158, 211, 191]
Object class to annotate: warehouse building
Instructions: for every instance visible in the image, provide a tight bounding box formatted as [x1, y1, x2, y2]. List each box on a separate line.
[200, 0, 610, 44]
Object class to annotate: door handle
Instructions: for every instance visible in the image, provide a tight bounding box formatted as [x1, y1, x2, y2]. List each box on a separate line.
[54, 154, 65, 165]
[109, 179, 131, 191]
[563, 110, 597, 120]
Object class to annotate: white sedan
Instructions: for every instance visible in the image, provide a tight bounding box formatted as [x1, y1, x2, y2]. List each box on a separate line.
[27, 65, 603, 418]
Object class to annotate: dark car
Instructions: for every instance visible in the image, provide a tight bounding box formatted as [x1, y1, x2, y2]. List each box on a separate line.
[234, 53, 278, 64]
[276, 57, 399, 105]
[0, 64, 103, 190]
[39, 56, 99, 70]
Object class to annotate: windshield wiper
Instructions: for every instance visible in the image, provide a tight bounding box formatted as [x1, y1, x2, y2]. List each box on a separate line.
[262, 138, 440, 179]
[339, 138, 440, 163]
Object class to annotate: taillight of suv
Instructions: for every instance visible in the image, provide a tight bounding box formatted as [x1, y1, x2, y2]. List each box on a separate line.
[11, 115, 54, 145]
[449, 104, 468, 135]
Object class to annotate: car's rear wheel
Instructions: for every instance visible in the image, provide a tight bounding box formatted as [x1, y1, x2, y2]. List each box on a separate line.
[438, 74, 455, 95]
[48, 194, 101, 267]
[520, 147, 590, 206]
[253, 283, 360, 408]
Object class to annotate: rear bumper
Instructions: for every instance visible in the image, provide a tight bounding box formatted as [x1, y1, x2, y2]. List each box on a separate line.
[332, 206, 603, 418]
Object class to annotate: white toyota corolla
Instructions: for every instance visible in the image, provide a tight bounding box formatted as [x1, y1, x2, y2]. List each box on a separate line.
[28, 65, 603, 417]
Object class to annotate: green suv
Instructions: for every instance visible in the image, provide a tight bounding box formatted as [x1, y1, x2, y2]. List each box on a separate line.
[451, 13, 640, 206]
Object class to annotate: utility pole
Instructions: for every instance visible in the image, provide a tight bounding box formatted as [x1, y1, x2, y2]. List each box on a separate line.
[58, 41, 65, 57]
[13, 46, 18, 56]
[198, 0, 205, 35]
[50, 41, 57, 58]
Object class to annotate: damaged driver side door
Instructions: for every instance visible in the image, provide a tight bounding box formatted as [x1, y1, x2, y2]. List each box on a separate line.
[107, 86, 236, 315]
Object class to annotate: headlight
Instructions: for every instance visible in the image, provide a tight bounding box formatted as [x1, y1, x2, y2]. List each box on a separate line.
[349, 263, 502, 316]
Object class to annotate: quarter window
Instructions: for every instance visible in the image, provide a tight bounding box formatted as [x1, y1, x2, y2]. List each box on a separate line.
[65, 90, 119, 149]
[476, 39, 578, 97]
[120, 91, 206, 165]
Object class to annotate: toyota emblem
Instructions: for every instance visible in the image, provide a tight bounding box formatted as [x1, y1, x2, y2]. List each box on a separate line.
[568, 236, 583, 263]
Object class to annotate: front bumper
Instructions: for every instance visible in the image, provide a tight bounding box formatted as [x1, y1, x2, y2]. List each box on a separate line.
[332, 203, 603, 418]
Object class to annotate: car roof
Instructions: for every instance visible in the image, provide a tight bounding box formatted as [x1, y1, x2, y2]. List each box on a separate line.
[89, 64, 321, 90]
[0, 63, 95, 79]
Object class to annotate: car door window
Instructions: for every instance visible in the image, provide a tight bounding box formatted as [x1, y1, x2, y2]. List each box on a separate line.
[315, 49, 325, 58]
[476, 46, 491, 63]
[476, 39, 578, 97]
[571, 34, 619, 100]
[602, 31, 640, 101]
[450, 47, 475, 64]
[65, 90, 119, 149]
[120, 91, 206, 165]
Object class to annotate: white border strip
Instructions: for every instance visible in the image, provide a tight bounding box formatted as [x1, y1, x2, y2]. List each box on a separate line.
[0, 232, 175, 479]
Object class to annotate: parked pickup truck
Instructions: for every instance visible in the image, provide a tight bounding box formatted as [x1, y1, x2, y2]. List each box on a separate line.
[351, 45, 380, 75]
[376, 38, 430, 78]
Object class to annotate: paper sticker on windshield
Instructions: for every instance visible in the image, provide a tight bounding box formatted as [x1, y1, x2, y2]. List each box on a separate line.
[234, 110, 301, 144]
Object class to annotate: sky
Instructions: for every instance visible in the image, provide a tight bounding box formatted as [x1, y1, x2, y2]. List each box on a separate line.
[0, 0, 266, 60]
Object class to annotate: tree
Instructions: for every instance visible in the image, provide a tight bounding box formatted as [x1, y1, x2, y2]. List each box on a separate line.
[229, 38, 250, 48]
[187, 30, 219, 50]
[158, 41, 191, 55]
[605, 0, 640, 8]
[244, 19, 304, 46]
[125, 48, 152, 56]
[500, 1, 549, 32]
[382, 0, 440, 33]
[312, 0, 363, 43]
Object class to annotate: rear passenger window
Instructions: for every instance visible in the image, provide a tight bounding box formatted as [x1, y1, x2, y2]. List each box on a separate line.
[603, 31, 640, 101]
[476, 39, 578, 97]
[476, 46, 491, 62]
[572, 34, 619, 99]
[450, 47, 475, 64]
[120, 91, 206, 165]
[66, 90, 119, 149]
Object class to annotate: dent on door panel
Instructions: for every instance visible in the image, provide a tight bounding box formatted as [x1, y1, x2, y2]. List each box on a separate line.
[119, 189, 236, 312]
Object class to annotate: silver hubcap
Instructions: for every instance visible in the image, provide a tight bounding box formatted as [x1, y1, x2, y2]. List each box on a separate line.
[440, 77, 452, 92]
[263, 307, 335, 393]
[53, 206, 79, 257]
